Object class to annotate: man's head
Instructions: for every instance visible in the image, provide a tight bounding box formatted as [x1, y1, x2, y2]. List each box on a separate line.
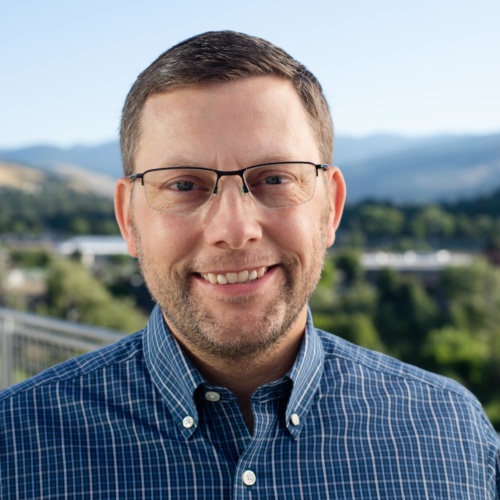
[120, 30, 333, 176]
[115, 32, 345, 364]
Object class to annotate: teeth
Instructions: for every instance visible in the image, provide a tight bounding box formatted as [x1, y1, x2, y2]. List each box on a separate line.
[202, 267, 267, 285]
[226, 273, 238, 284]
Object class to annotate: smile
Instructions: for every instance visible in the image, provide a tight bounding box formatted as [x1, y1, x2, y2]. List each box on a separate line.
[201, 267, 267, 285]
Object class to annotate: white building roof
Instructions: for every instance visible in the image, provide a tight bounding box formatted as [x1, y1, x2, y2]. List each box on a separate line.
[56, 236, 128, 257]
[362, 250, 473, 271]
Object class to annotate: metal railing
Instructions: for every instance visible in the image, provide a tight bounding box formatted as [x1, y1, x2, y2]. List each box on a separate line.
[0, 307, 126, 389]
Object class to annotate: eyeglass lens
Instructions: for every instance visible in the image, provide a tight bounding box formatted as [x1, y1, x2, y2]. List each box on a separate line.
[141, 162, 318, 214]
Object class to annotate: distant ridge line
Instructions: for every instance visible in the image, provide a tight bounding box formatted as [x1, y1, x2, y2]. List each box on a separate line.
[1, 132, 499, 203]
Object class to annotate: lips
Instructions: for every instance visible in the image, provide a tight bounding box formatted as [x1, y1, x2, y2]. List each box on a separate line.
[201, 266, 267, 285]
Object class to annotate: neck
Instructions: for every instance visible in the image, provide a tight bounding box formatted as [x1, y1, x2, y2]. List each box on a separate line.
[170, 319, 305, 432]
[194, 340, 301, 399]
[189, 334, 303, 434]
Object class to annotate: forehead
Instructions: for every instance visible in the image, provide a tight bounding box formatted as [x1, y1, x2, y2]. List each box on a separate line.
[136, 77, 320, 169]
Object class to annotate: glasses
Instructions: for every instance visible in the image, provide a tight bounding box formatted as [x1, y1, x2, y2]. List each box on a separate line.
[128, 161, 330, 215]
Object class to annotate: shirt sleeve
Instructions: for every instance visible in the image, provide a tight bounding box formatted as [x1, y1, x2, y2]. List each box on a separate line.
[496, 440, 500, 499]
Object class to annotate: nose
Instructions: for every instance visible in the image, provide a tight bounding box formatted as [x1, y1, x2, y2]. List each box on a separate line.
[202, 177, 263, 249]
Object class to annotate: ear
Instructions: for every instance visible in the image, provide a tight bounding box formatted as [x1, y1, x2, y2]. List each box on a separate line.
[325, 166, 346, 247]
[114, 178, 139, 258]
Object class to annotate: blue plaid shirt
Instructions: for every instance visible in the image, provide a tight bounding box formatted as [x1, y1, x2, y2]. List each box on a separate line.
[1, 305, 499, 499]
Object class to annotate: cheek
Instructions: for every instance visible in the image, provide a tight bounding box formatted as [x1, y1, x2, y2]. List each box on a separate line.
[135, 210, 200, 261]
[268, 209, 321, 254]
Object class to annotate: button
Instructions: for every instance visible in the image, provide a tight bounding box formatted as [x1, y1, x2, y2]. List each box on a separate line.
[242, 470, 256, 486]
[205, 391, 221, 402]
[182, 416, 195, 428]
[290, 413, 300, 426]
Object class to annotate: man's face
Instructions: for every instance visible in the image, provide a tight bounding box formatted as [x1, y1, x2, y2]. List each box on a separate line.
[116, 76, 345, 361]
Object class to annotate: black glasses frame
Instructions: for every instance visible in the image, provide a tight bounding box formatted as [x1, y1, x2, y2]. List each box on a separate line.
[127, 161, 330, 195]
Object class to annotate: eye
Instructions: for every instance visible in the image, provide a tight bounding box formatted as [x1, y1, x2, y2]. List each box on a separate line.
[170, 180, 198, 191]
[263, 174, 289, 185]
[249, 168, 295, 187]
[159, 173, 213, 193]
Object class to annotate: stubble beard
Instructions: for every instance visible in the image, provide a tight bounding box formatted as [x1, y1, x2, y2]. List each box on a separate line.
[131, 210, 330, 363]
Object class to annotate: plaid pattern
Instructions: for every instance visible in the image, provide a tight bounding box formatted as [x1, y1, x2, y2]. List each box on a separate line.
[1, 305, 499, 499]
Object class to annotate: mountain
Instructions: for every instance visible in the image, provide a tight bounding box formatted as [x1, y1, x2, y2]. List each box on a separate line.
[1, 133, 499, 203]
[0, 162, 48, 192]
[0, 141, 122, 179]
[0, 161, 116, 198]
[336, 133, 500, 203]
[334, 134, 442, 164]
[0, 162, 118, 236]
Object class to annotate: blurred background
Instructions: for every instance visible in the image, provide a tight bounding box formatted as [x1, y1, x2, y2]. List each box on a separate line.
[1, 0, 499, 429]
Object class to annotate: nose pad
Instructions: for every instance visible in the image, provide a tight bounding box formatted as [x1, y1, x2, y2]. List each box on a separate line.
[213, 173, 249, 197]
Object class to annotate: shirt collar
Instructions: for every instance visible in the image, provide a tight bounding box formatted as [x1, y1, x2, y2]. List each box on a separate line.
[143, 305, 325, 440]
[284, 308, 325, 439]
[143, 305, 204, 439]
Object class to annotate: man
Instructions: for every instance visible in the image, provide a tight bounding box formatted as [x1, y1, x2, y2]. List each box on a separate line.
[1, 31, 499, 499]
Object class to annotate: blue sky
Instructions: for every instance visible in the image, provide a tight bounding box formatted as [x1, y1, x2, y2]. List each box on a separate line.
[1, 0, 499, 148]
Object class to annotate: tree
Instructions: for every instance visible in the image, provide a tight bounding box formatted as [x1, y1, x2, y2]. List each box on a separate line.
[435, 258, 500, 428]
[423, 326, 489, 386]
[357, 204, 405, 237]
[440, 258, 500, 333]
[374, 268, 438, 361]
[42, 257, 147, 333]
[334, 248, 364, 285]
[410, 205, 455, 241]
[311, 250, 383, 352]
[314, 312, 385, 353]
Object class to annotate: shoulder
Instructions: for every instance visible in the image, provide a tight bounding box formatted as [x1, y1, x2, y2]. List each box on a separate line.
[318, 328, 472, 395]
[0, 330, 144, 404]
[315, 328, 495, 430]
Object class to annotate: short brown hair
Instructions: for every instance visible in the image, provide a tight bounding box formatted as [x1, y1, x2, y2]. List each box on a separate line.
[120, 31, 333, 176]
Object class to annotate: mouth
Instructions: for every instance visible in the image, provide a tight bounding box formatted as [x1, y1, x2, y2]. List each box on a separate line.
[200, 266, 269, 285]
